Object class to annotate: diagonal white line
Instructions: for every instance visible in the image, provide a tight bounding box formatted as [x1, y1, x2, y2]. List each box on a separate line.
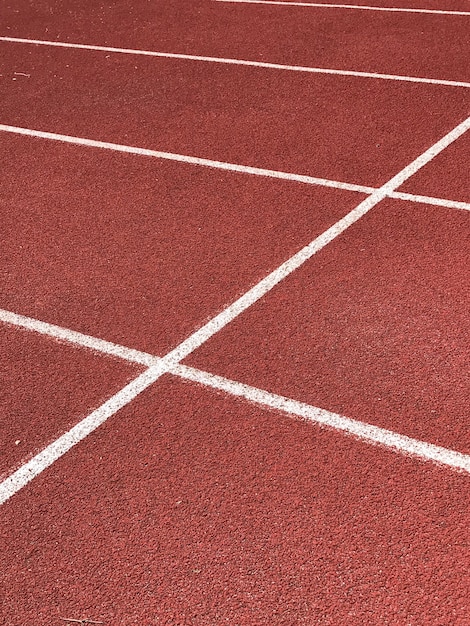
[1, 124, 470, 212]
[1, 309, 469, 481]
[215, 0, 470, 16]
[2, 36, 470, 89]
[1, 115, 469, 504]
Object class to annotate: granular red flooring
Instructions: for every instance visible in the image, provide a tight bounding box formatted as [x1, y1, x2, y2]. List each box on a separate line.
[186, 199, 470, 453]
[1, 0, 469, 623]
[0, 324, 139, 478]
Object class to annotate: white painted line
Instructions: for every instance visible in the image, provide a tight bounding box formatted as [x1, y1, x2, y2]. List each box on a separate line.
[1, 124, 469, 212]
[215, 0, 470, 16]
[174, 364, 470, 473]
[2, 36, 470, 89]
[0, 365, 169, 506]
[0, 124, 373, 195]
[1, 115, 469, 503]
[0, 308, 160, 367]
[149, 116, 470, 364]
[392, 191, 470, 212]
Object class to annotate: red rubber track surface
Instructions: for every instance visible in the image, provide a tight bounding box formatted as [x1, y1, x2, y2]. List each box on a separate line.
[186, 199, 470, 454]
[1, 0, 470, 83]
[399, 132, 470, 202]
[1, 43, 470, 187]
[0, 133, 362, 354]
[0, 324, 140, 478]
[1, 376, 469, 626]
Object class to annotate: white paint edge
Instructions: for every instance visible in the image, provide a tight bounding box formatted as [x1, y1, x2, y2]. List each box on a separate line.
[173, 364, 470, 473]
[1, 115, 469, 504]
[0, 308, 160, 367]
[0, 124, 373, 195]
[1, 124, 469, 212]
[2, 36, 470, 89]
[215, 0, 470, 16]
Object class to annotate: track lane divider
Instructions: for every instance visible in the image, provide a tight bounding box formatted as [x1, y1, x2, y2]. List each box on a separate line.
[2, 36, 470, 89]
[0, 124, 469, 212]
[214, 0, 470, 16]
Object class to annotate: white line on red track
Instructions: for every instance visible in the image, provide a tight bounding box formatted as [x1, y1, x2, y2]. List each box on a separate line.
[0, 308, 158, 367]
[2, 36, 470, 89]
[1, 115, 469, 503]
[1, 124, 469, 212]
[215, 0, 470, 16]
[0, 308, 469, 500]
[174, 365, 470, 473]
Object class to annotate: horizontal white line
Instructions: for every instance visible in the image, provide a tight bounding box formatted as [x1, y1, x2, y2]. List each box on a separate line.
[2, 36, 469, 89]
[1, 124, 469, 212]
[174, 365, 470, 473]
[215, 0, 470, 16]
[392, 191, 470, 212]
[0, 308, 160, 367]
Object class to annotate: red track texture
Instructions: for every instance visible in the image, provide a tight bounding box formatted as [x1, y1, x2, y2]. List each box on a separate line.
[0, 324, 139, 478]
[1, 43, 470, 187]
[186, 199, 470, 454]
[1, 0, 470, 83]
[1, 376, 469, 626]
[1, 0, 470, 623]
[0, 133, 362, 354]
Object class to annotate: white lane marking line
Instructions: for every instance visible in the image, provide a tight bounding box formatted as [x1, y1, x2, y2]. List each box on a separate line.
[174, 364, 470, 473]
[1, 124, 469, 212]
[1, 308, 468, 476]
[1, 116, 469, 503]
[215, 0, 470, 16]
[0, 365, 168, 506]
[2, 36, 470, 89]
[392, 191, 470, 212]
[0, 124, 372, 195]
[0, 308, 160, 367]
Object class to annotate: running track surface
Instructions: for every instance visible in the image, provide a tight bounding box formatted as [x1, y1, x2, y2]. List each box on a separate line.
[0, 0, 469, 624]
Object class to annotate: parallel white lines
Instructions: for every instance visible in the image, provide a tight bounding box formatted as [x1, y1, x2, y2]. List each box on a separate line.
[215, 0, 470, 16]
[1, 116, 469, 503]
[174, 365, 470, 473]
[1, 124, 470, 212]
[2, 36, 470, 89]
[0, 308, 159, 367]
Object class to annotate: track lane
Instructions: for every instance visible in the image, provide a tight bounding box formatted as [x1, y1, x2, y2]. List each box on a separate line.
[1, 43, 469, 187]
[1, 0, 470, 83]
[0, 133, 362, 354]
